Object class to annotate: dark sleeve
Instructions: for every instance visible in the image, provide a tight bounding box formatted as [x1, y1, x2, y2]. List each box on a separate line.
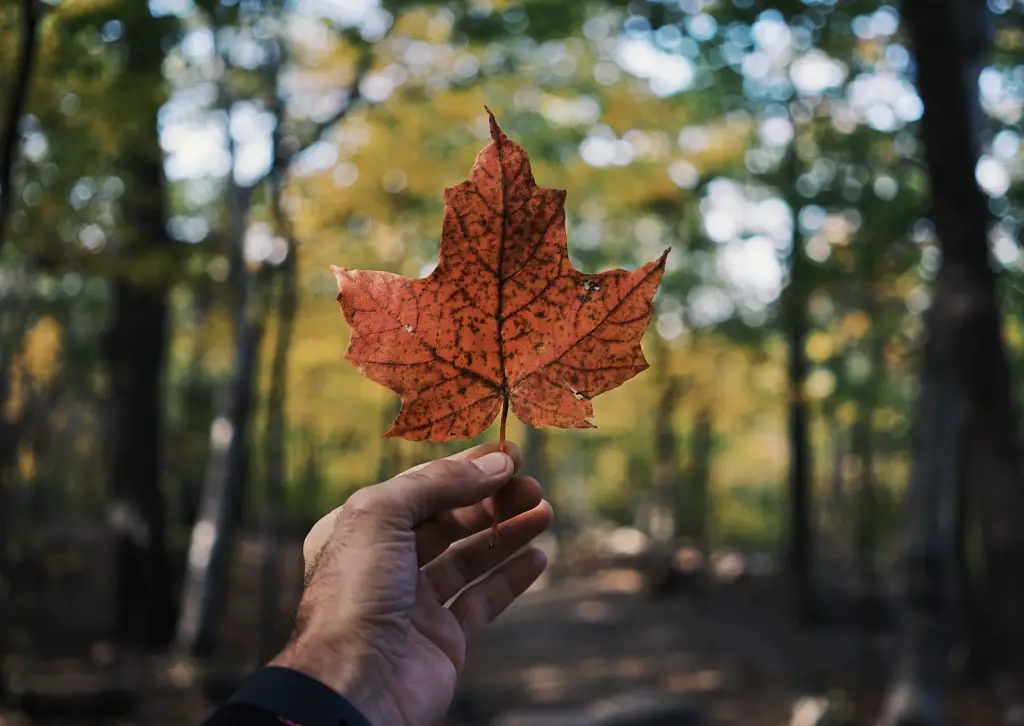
[201, 666, 373, 726]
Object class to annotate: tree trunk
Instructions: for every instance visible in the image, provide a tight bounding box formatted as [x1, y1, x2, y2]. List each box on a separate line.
[104, 275, 174, 646]
[522, 424, 554, 526]
[688, 407, 712, 571]
[646, 373, 682, 593]
[259, 259, 295, 662]
[522, 424, 548, 484]
[376, 397, 404, 482]
[880, 0, 1024, 722]
[828, 417, 847, 539]
[853, 265, 883, 690]
[0, 5, 43, 684]
[856, 234, 885, 607]
[177, 287, 215, 533]
[173, 179, 263, 657]
[878, 270, 969, 726]
[102, 6, 177, 648]
[0, 0, 41, 250]
[259, 141, 298, 660]
[785, 145, 816, 625]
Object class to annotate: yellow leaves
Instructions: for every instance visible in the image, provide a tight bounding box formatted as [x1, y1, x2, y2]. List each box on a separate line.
[18, 441, 36, 481]
[995, 26, 1024, 52]
[595, 448, 628, 487]
[1005, 317, 1023, 352]
[835, 400, 900, 432]
[2, 320, 70, 491]
[5, 316, 63, 424]
[841, 310, 871, 340]
[50, 0, 122, 18]
[804, 312, 873, 366]
[805, 332, 834, 362]
[393, 7, 455, 43]
[805, 369, 836, 400]
[835, 400, 856, 425]
[873, 407, 903, 432]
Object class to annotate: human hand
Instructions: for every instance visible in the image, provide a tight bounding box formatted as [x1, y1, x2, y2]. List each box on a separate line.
[269, 442, 552, 726]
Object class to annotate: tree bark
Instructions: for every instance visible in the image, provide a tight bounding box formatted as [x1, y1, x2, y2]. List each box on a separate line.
[104, 270, 174, 646]
[856, 236, 885, 605]
[688, 407, 712, 570]
[0, 0, 41, 251]
[102, 6, 177, 648]
[784, 145, 816, 625]
[259, 107, 298, 660]
[258, 256, 294, 661]
[376, 397, 404, 482]
[853, 249, 884, 690]
[0, 6, 43, 675]
[880, 0, 1024, 722]
[522, 425, 552, 532]
[173, 180, 262, 657]
[646, 372, 682, 592]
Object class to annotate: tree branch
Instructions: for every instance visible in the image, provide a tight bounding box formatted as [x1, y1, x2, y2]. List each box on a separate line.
[266, 42, 378, 182]
[0, 0, 42, 253]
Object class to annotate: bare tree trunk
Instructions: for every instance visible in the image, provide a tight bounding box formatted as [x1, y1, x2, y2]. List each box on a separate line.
[853, 257, 884, 690]
[376, 397, 405, 482]
[784, 145, 816, 625]
[172, 284, 216, 537]
[522, 425, 555, 539]
[298, 430, 324, 535]
[258, 258, 295, 661]
[173, 180, 262, 657]
[102, 7, 176, 648]
[105, 273, 174, 646]
[828, 417, 847, 539]
[646, 371, 682, 593]
[260, 96, 298, 660]
[857, 235, 885, 597]
[0, 8, 43, 682]
[880, 1, 1024, 723]
[689, 407, 712, 572]
[0, 0, 41, 250]
[522, 424, 548, 483]
[878, 270, 967, 726]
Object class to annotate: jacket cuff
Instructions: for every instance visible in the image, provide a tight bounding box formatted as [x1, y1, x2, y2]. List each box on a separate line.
[228, 666, 373, 726]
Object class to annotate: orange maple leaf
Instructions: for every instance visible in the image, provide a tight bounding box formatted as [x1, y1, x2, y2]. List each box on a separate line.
[331, 109, 668, 445]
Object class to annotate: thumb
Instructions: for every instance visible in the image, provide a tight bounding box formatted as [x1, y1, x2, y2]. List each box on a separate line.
[380, 451, 516, 527]
[302, 449, 517, 566]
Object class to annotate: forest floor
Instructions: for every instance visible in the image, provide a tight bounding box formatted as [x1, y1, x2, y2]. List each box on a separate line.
[0, 533, 1002, 726]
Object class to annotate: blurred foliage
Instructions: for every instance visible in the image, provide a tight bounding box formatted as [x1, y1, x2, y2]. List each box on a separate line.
[0, 0, 1022, 568]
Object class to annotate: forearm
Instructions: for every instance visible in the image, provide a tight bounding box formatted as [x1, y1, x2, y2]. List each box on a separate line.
[201, 666, 373, 726]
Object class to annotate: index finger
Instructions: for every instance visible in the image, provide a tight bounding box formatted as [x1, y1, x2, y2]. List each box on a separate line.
[405, 441, 524, 475]
[301, 442, 524, 566]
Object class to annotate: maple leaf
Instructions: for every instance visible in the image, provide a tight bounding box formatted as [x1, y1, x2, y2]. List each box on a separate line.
[331, 109, 668, 444]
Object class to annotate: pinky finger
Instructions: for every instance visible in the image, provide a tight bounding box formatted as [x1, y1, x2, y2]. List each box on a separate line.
[448, 547, 547, 637]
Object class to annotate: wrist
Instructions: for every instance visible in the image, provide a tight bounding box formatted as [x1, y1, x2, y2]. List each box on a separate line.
[268, 636, 384, 726]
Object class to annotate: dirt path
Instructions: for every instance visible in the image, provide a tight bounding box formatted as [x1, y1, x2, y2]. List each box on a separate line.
[2, 537, 1000, 726]
[455, 569, 996, 726]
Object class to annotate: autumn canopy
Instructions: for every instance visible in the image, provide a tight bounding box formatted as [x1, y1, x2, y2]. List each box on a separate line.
[331, 110, 668, 443]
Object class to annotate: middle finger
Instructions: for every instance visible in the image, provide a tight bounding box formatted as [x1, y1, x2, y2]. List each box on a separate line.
[415, 475, 543, 565]
[424, 500, 553, 604]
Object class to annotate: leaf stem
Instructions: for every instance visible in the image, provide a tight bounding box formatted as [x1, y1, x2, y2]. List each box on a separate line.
[490, 393, 510, 547]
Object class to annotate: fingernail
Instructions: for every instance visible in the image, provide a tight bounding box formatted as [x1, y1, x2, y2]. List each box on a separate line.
[530, 548, 548, 568]
[473, 452, 511, 476]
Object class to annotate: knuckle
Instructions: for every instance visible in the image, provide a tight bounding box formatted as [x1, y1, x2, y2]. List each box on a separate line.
[342, 486, 382, 522]
[426, 458, 476, 482]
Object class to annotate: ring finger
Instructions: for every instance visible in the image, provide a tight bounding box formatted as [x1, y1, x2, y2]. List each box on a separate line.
[424, 500, 553, 604]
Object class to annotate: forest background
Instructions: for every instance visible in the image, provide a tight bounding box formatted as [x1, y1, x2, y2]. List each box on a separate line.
[1, 0, 1024, 724]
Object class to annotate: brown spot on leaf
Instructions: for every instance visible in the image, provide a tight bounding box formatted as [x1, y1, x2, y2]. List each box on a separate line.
[330, 110, 668, 441]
